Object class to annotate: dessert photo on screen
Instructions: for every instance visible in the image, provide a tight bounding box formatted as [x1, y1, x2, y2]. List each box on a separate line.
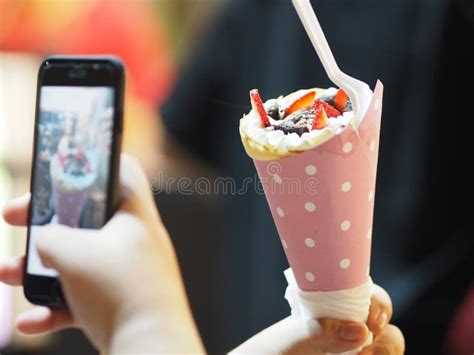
[31, 86, 114, 229]
[28, 86, 114, 276]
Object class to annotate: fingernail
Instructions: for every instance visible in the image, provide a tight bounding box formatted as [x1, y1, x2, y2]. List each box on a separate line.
[10, 193, 30, 205]
[339, 323, 365, 341]
[377, 311, 388, 328]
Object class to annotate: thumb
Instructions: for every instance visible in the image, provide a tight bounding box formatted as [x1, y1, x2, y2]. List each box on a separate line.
[116, 154, 161, 220]
[34, 224, 94, 272]
[314, 319, 369, 353]
[359, 324, 405, 355]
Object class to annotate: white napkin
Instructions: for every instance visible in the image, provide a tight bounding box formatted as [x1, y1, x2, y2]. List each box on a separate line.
[284, 268, 373, 354]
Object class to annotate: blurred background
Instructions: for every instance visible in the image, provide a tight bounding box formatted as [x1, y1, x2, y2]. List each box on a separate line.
[0, 0, 473, 354]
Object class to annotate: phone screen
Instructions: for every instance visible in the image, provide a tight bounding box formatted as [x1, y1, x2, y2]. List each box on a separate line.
[28, 86, 115, 277]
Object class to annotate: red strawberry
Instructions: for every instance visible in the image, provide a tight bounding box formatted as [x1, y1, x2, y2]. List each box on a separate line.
[314, 99, 340, 118]
[250, 89, 271, 127]
[285, 91, 316, 116]
[311, 100, 328, 130]
[58, 153, 66, 170]
[334, 89, 349, 112]
[75, 150, 83, 160]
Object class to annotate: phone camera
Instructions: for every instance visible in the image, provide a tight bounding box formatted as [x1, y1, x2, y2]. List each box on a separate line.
[68, 69, 87, 79]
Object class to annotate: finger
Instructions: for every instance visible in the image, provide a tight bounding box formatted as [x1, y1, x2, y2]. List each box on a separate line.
[120, 154, 150, 199]
[2, 193, 30, 226]
[34, 224, 94, 272]
[358, 324, 405, 355]
[16, 306, 75, 335]
[103, 154, 160, 232]
[315, 319, 369, 353]
[368, 284, 393, 335]
[0, 256, 24, 286]
[118, 154, 156, 214]
[284, 319, 368, 354]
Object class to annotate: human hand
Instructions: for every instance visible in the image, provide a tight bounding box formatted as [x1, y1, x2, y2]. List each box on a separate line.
[231, 285, 404, 354]
[358, 284, 404, 355]
[0, 155, 204, 354]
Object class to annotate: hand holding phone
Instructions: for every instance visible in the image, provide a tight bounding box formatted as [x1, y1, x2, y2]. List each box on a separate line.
[2, 156, 204, 353]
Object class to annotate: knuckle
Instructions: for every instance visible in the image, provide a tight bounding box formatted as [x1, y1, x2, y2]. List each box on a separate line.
[388, 324, 405, 353]
[372, 325, 405, 355]
[370, 343, 391, 355]
[318, 318, 341, 336]
[372, 284, 393, 317]
[122, 154, 142, 173]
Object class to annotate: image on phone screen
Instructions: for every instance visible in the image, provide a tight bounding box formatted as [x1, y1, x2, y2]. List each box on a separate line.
[28, 86, 115, 277]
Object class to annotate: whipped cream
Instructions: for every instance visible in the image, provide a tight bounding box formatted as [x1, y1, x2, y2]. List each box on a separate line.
[240, 88, 367, 156]
[50, 153, 97, 191]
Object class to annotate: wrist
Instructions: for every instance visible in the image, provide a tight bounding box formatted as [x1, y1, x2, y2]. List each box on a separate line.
[107, 310, 205, 354]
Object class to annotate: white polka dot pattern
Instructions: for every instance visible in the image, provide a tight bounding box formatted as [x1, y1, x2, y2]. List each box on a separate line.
[305, 165, 317, 175]
[340, 220, 351, 231]
[304, 238, 315, 248]
[343, 142, 353, 153]
[370, 140, 376, 152]
[305, 272, 315, 282]
[276, 207, 285, 217]
[340, 258, 351, 269]
[341, 181, 352, 192]
[304, 202, 316, 212]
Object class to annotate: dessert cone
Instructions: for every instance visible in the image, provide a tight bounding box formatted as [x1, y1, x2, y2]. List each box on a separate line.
[251, 81, 383, 292]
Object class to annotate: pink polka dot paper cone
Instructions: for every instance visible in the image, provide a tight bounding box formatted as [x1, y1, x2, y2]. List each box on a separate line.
[254, 81, 383, 292]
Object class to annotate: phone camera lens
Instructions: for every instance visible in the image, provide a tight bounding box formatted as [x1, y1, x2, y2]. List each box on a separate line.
[68, 69, 87, 78]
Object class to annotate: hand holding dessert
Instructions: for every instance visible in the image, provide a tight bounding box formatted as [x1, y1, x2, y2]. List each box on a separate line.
[232, 284, 404, 355]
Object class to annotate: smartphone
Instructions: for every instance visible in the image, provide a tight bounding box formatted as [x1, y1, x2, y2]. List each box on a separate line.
[24, 56, 124, 307]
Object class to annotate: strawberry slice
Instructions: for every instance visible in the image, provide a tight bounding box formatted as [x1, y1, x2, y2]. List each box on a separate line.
[314, 99, 340, 118]
[334, 89, 349, 112]
[285, 91, 316, 116]
[311, 100, 328, 130]
[250, 89, 271, 127]
[58, 153, 66, 170]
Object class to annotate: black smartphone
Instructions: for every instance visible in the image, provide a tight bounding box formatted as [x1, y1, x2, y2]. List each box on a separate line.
[23, 56, 124, 307]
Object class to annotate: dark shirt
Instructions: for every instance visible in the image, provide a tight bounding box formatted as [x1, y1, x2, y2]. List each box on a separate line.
[161, 0, 474, 353]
